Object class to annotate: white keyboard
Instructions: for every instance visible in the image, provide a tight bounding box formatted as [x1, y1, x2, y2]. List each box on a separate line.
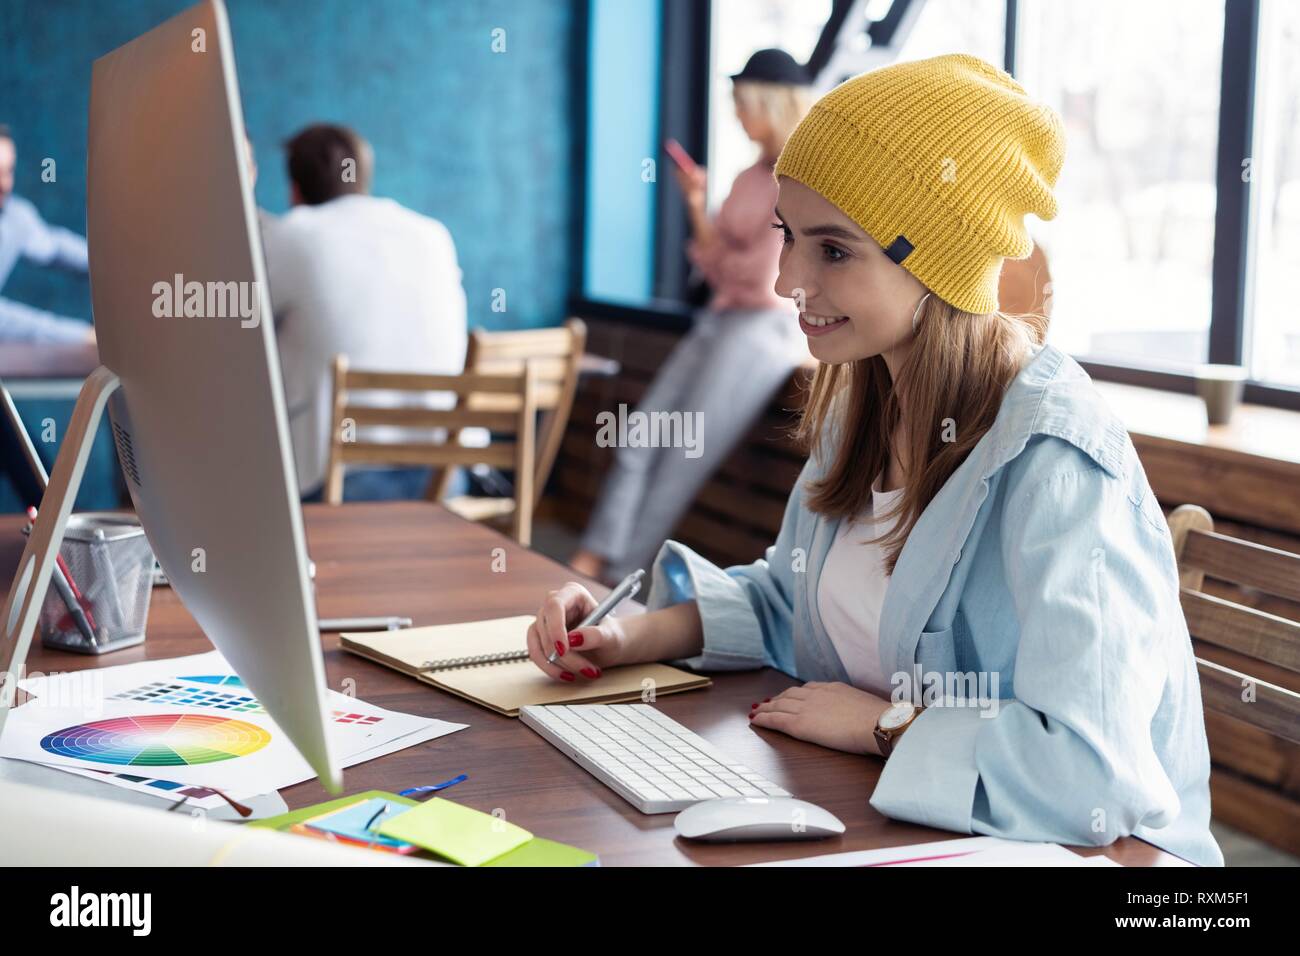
[520, 703, 792, 814]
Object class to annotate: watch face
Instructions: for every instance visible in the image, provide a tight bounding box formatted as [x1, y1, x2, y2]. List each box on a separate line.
[879, 701, 916, 731]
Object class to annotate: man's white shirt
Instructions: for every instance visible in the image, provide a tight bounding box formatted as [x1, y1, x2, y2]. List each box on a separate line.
[261, 194, 468, 495]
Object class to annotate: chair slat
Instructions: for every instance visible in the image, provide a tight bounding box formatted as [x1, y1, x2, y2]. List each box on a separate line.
[467, 383, 562, 410]
[1181, 589, 1300, 674]
[1196, 657, 1300, 746]
[342, 369, 525, 395]
[1182, 528, 1300, 603]
[470, 328, 576, 360]
[343, 405, 519, 432]
[340, 441, 516, 469]
[472, 355, 570, 385]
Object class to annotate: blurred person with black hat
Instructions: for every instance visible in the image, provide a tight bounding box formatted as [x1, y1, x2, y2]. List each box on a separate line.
[571, 50, 813, 584]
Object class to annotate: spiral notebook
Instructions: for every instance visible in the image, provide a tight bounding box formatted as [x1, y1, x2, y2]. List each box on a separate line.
[340, 615, 711, 717]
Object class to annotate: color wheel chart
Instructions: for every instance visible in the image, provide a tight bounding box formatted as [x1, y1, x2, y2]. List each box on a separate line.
[40, 713, 271, 767]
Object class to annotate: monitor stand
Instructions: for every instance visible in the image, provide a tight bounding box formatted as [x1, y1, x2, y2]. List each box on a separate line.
[0, 366, 120, 737]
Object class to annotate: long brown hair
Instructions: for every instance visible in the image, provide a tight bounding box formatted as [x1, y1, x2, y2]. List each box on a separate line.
[794, 296, 1047, 574]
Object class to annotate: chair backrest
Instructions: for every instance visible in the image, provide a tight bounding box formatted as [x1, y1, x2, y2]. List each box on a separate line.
[1168, 504, 1300, 746]
[998, 239, 1052, 318]
[457, 318, 586, 507]
[324, 356, 537, 544]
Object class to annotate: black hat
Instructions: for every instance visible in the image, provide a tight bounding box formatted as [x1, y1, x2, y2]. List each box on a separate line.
[730, 48, 808, 86]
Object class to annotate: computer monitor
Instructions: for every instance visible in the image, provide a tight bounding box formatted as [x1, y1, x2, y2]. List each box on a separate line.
[0, 0, 339, 789]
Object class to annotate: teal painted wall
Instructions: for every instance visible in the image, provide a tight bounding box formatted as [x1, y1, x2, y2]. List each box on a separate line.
[0, 0, 578, 331]
[0, 0, 580, 511]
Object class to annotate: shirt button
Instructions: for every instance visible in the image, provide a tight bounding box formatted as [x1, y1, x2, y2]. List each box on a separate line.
[951, 548, 961, 564]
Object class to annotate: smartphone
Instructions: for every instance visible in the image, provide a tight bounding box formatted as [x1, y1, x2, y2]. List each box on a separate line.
[664, 138, 701, 177]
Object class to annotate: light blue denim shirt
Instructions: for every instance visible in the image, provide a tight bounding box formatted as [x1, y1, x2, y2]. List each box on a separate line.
[0, 194, 91, 343]
[646, 343, 1223, 867]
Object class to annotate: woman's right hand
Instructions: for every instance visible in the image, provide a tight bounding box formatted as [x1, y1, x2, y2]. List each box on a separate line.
[526, 582, 629, 683]
[671, 162, 708, 215]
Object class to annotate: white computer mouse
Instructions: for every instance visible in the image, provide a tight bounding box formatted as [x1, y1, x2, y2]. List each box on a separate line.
[674, 796, 845, 842]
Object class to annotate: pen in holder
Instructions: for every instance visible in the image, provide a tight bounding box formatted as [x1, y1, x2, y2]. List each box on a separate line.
[24, 512, 156, 655]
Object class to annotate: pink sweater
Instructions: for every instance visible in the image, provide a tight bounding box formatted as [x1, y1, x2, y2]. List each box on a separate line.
[686, 159, 789, 312]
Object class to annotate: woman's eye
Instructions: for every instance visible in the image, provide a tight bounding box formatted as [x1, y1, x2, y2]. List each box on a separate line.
[822, 243, 847, 262]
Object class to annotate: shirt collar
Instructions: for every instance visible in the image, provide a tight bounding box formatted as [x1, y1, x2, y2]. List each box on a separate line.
[968, 342, 1127, 481]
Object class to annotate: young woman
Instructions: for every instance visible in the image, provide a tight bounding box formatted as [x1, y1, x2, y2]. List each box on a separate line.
[570, 49, 811, 585]
[530, 53, 1222, 867]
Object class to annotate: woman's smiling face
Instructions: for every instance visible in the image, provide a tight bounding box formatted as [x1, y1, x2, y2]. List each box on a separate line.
[772, 175, 928, 365]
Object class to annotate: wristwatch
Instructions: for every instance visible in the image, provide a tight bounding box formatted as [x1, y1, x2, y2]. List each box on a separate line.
[874, 701, 923, 758]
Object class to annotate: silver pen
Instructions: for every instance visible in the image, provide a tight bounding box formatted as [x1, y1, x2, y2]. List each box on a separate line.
[577, 569, 645, 629]
[318, 616, 412, 632]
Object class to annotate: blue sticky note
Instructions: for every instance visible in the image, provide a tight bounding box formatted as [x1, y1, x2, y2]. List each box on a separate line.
[303, 797, 415, 850]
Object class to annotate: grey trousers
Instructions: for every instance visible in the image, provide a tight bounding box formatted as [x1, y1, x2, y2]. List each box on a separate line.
[580, 305, 805, 582]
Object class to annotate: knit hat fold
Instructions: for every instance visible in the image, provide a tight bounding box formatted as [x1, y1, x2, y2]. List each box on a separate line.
[774, 53, 1066, 314]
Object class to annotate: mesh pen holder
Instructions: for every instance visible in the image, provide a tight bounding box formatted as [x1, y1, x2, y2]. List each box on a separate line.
[25, 512, 155, 655]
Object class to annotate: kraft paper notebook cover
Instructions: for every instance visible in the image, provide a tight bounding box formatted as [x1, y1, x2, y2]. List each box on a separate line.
[340, 615, 711, 717]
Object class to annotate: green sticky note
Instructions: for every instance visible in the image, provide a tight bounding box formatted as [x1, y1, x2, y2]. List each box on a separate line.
[483, 837, 599, 867]
[376, 798, 533, 866]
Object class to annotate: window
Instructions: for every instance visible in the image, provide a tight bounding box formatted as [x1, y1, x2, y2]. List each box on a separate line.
[705, 0, 1003, 232]
[816, 0, 1005, 90]
[575, 0, 1298, 408]
[706, 0, 832, 212]
[881, 0, 1004, 67]
[1247, 0, 1300, 387]
[1015, 0, 1226, 369]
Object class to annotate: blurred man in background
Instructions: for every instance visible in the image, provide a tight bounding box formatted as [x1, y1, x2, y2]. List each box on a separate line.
[261, 123, 468, 500]
[0, 124, 95, 344]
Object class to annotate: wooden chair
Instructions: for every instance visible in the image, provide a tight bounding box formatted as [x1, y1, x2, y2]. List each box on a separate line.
[1169, 504, 1300, 746]
[427, 318, 586, 528]
[324, 356, 537, 545]
[998, 238, 1053, 318]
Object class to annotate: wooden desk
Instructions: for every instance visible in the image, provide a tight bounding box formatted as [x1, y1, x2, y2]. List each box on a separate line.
[4, 502, 1181, 866]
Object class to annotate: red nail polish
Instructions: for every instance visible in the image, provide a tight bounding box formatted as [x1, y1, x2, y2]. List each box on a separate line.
[568, 631, 584, 647]
[581, 667, 599, 679]
[748, 712, 755, 720]
[763, 697, 771, 703]
[559, 672, 575, 682]
[751, 702, 758, 708]
[555, 641, 565, 657]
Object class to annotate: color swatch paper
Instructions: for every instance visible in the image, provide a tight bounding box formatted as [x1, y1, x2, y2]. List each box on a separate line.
[6, 651, 468, 794]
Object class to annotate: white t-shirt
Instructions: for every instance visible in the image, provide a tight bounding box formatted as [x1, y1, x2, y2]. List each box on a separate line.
[815, 474, 905, 698]
[261, 195, 469, 494]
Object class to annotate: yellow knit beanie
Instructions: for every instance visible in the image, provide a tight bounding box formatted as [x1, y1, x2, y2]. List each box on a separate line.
[774, 53, 1065, 314]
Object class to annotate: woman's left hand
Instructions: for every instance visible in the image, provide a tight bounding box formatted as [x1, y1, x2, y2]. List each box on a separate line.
[750, 682, 893, 756]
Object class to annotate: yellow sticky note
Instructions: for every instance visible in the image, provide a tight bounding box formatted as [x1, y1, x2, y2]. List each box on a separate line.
[376, 798, 533, 866]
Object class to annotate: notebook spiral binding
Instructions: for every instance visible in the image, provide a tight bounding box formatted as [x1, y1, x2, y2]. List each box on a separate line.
[419, 649, 529, 672]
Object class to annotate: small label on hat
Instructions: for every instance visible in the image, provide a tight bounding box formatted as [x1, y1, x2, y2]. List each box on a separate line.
[883, 235, 914, 264]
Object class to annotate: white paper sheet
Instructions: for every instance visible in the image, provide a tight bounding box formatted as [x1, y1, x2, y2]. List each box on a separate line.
[747, 835, 1124, 867]
[4, 651, 467, 794]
